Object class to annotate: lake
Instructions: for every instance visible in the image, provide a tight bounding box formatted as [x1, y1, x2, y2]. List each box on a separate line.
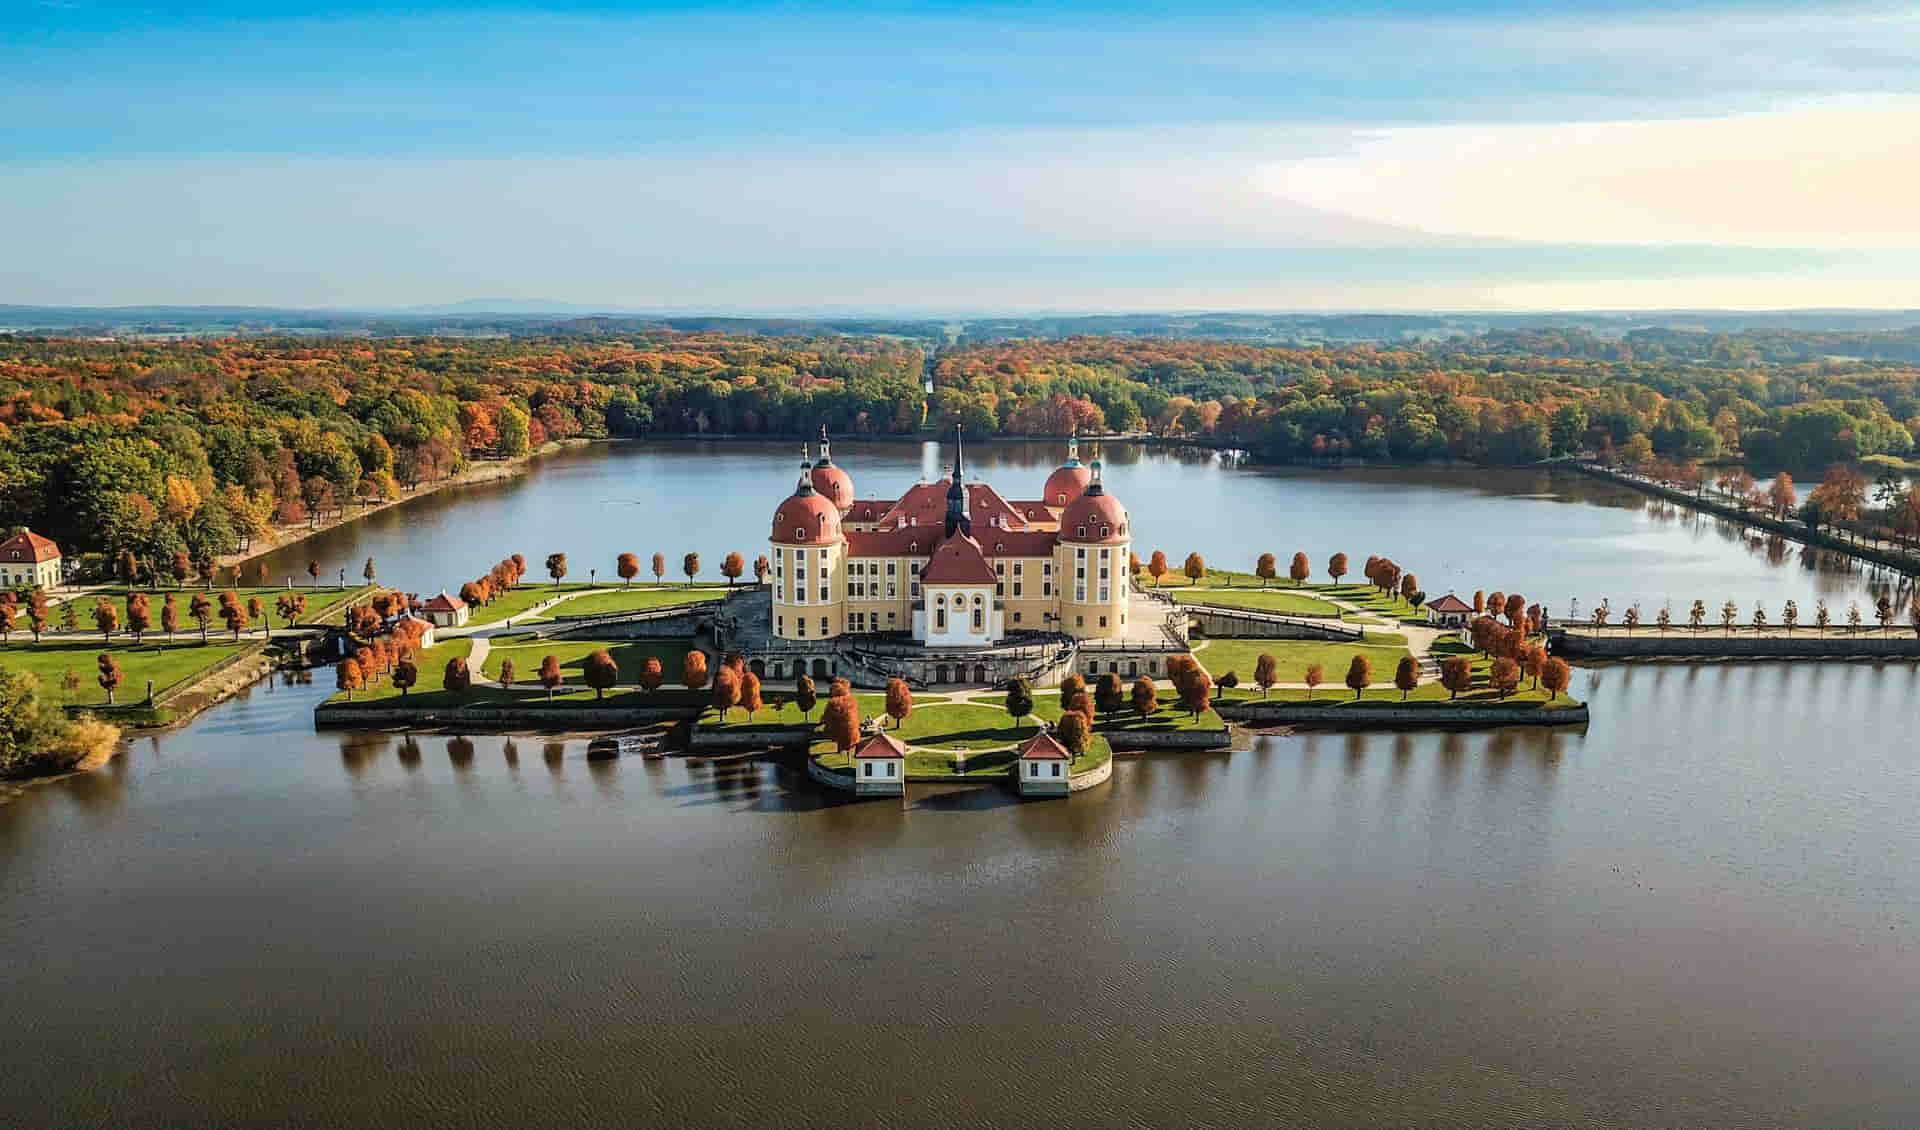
[4, 441, 1918, 1128]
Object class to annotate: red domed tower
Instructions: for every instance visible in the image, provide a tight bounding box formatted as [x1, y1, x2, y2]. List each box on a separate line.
[769, 447, 846, 641]
[1054, 453, 1131, 639]
[809, 425, 854, 514]
[1042, 433, 1092, 508]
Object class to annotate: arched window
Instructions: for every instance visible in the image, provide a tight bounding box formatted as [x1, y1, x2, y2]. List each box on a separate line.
[972, 607, 984, 631]
[794, 528, 805, 540]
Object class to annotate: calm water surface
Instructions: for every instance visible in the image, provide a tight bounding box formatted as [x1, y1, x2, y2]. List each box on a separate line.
[5, 444, 1918, 1128]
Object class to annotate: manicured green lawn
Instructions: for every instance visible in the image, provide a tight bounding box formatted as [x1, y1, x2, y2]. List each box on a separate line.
[0, 639, 251, 707]
[1219, 645, 1578, 707]
[547, 587, 725, 618]
[330, 637, 704, 709]
[459, 583, 605, 626]
[972, 692, 1225, 733]
[1194, 637, 1412, 684]
[65, 584, 368, 626]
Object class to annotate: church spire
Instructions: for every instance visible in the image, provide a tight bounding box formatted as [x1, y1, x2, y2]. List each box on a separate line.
[1086, 444, 1104, 495]
[796, 442, 815, 493]
[944, 423, 971, 537]
[1065, 430, 1080, 466]
[816, 423, 833, 465]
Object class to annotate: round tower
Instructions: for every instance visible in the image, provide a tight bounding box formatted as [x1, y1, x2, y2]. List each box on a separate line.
[808, 424, 855, 514]
[1043, 432, 1092, 507]
[1053, 453, 1131, 639]
[769, 447, 846, 642]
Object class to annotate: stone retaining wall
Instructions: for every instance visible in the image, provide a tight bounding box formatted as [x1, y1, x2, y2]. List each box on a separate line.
[547, 612, 709, 640]
[806, 756, 855, 792]
[689, 725, 815, 750]
[1069, 756, 1113, 791]
[1553, 631, 1920, 660]
[1185, 607, 1362, 641]
[1216, 701, 1590, 728]
[1103, 728, 1232, 750]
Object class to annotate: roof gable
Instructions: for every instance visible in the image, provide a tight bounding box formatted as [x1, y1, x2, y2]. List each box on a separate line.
[852, 732, 907, 759]
[919, 535, 998, 585]
[1017, 731, 1071, 760]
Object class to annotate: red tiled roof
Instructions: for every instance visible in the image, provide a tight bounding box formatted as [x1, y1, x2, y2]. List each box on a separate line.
[870, 482, 1033, 533]
[0, 529, 61, 563]
[1426, 594, 1472, 613]
[980, 530, 1057, 558]
[919, 535, 997, 585]
[420, 590, 466, 612]
[845, 526, 933, 557]
[1059, 487, 1128, 544]
[771, 488, 844, 546]
[1043, 463, 1092, 506]
[853, 732, 907, 758]
[846, 499, 893, 524]
[1017, 731, 1071, 760]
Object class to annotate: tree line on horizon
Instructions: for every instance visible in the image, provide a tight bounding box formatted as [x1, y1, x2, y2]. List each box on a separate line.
[1, 328, 1916, 570]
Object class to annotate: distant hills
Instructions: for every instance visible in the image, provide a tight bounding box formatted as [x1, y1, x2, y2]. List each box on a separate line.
[2, 302, 1916, 344]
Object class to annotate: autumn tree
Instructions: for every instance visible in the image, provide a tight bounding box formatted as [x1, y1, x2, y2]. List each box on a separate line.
[617, 552, 640, 586]
[1176, 663, 1212, 719]
[1005, 676, 1034, 724]
[578, 649, 618, 700]
[362, 557, 377, 584]
[90, 653, 124, 705]
[498, 657, 517, 689]
[1130, 675, 1157, 719]
[445, 656, 471, 694]
[1393, 655, 1420, 700]
[1095, 672, 1124, 716]
[709, 665, 741, 718]
[1490, 657, 1522, 698]
[1183, 553, 1206, 585]
[189, 593, 212, 642]
[651, 552, 666, 585]
[795, 674, 818, 720]
[1055, 710, 1090, 758]
[391, 657, 418, 696]
[28, 592, 48, 643]
[1147, 550, 1168, 587]
[1255, 553, 1277, 587]
[545, 552, 568, 586]
[821, 693, 861, 753]
[1289, 551, 1310, 586]
[1540, 657, 1571, 702]
[335, 658, 363, 701]
[753, 555, 771, 585]
[739, 671, 764, 719]
[93, 601, 119, 641]
[682, 649, 710, 692]
[537, 654, 564, 700]
[126, 593, 151, 643]
[1439, 655, 1473, 699]
[682, 552, 700, 587]
[1344, 655, 1371, 699]
[307, 561, 321, 587]
[1252, 653, 1279, 699]
[721, 552, 744, 587]
[631, 656, 661, 694]
[1328, 552, 1348, 584]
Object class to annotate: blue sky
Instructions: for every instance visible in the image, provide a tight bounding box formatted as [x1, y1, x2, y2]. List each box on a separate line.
[4, 1, 1917, 310]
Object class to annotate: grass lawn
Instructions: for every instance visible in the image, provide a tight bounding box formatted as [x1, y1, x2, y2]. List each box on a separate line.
[1300, 583, 1429, 624]
[462, 581, 732, 626]
[1194, 636, 1411, 684]
[973, 692, 1226, 733]
[1173, 588, 1345, 617]
[0, 638, 251, 707]
[66, 584, 369, 625]
[1219, 644, 1579, 707]
[330, 637, 705, 710]
[548, 587, 726, 618]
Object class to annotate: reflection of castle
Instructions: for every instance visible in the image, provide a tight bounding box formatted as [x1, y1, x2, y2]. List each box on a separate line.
[768, 427, 1134, 646]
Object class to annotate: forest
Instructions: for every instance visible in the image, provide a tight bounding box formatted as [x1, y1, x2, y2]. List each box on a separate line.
[0, 327, 1915, 571]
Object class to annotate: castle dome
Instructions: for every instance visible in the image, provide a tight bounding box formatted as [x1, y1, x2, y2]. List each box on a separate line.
[771, 447, 844, 546]
[809, 425, 854, 513]
[1059, 482, 1128, 544]
[1043, 462, 1092, 507]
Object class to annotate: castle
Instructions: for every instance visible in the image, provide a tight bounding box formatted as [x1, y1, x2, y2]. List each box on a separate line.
[728, 428, 1186, 689]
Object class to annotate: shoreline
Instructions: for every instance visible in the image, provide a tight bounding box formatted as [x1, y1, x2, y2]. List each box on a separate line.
[217, 437, 598, 572]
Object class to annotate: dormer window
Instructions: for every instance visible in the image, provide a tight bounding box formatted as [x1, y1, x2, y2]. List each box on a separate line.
[1077, 526, 1086, 538]
[794, 528, 806, 540]
[1101, 525, 1110, 538]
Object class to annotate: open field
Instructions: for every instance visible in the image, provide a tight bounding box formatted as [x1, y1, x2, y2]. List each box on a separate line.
[0, 639, 251, 707]
[1195, 636, 1412, 684]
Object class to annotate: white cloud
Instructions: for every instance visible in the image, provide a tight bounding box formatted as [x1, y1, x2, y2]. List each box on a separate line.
[1255, 98, 1920, 248]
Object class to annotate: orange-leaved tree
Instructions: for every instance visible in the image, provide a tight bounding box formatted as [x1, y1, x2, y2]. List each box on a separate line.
[884, 677, 913, 730]
[682, 552, 700, 587]
[1540, 657, 1571, 702]
[1055, 710, 1090, 757]
[392, 657, 418, 696]
[1439, 655, 1473, 699]
[1289, 551, 1310, 586]
[821, 693, 861, 753]
[638, 656, 664, 692]
[444, 656, 471, 694]
[97, 653, 124, 704]
[335, 658, 362, 701]
[1147, 550, 1168, 587]
[584, 649, 620, 700]
[709, 665, 740, 718]
[682, 650, 709, 692]
[538, 654, 564, 700]
[721, 552, 744, 587]
[1183, 553, 1205, 585]
[1253, 653, 1278, 699]
[1393, 655, 1419, 700]
[617, 552, 640, 586]
[1130, 675, 1157, 719]
[739, 671, 764, 719]
[1255, 553, 1276, 588]
[1490, 657, 1521, 698]
[1344, 655, 1371, 699]
[1328, 552, 1347, 584]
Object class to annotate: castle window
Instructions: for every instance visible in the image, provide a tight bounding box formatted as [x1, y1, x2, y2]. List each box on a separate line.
[1012, 612, 1022, 624]
[1012, 583, 1022, 597]
[972, 607, 983, 631]
[818, 586, 829, 602]
[1101, 526, 1110, 538]
[1075, 615, 1084, 627]
[935, 608, 947, 630]
[1099, 616, 1108, 628]
[776, 616, 784, 634]
[795, 528, 805, 540]
[1076, 526, 1086, 538]
[819, 617, 828, 634]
